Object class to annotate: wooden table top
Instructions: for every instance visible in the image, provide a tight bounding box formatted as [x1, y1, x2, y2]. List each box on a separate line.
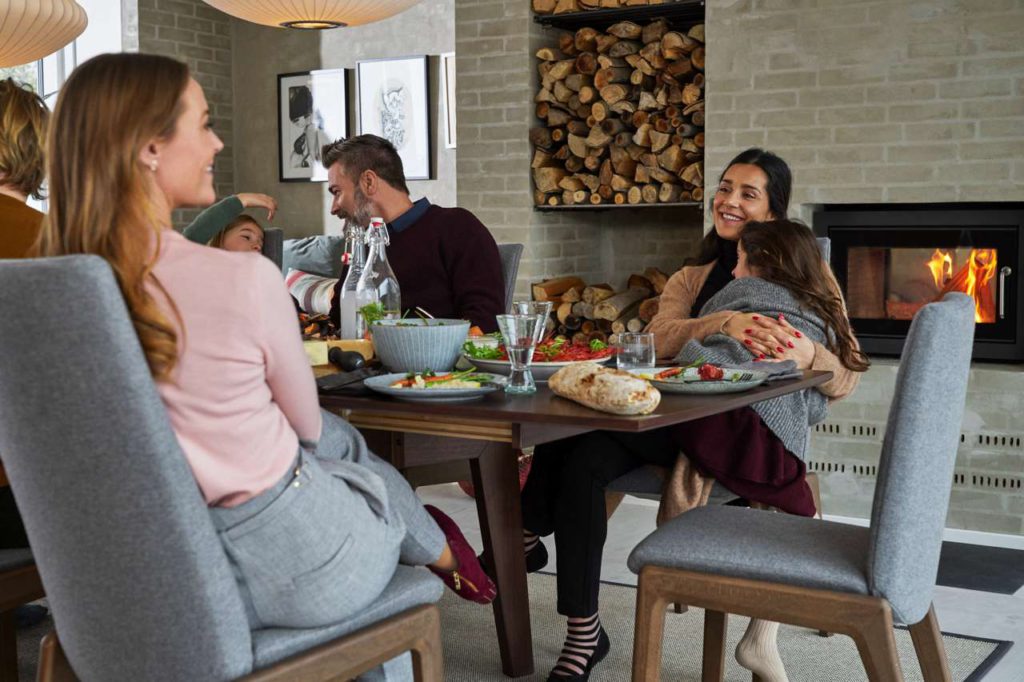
[319, 370, 833, 433]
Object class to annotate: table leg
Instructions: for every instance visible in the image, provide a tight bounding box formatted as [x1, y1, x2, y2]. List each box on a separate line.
[471, 442, 534, 678]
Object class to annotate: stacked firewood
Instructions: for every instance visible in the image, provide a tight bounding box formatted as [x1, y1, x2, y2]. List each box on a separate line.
[531, 19, 705, 206]
[532, 268, 669, 344]
[534, 0, 672, 14]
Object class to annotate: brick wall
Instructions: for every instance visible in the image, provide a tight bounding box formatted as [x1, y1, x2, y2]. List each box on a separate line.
[705, 0, 1024, 215]
[455, 0, 705, 298]
[138, 0, 235, 227]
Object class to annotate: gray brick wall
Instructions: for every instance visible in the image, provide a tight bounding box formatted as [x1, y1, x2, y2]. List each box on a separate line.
[138, 0, 234, 228]
[455, 0, 705, 298]
[705, 0, 1024, 213]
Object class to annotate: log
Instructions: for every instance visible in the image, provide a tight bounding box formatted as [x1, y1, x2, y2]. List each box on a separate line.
[580, 319, 596, 334]
[594, 34, 620, 54]
[682, 82, 702, 105]
[610, 301, 642, 333]
[553, 0, 580, 11]
[607, 21, 642, 39]
[691, 46, 705, 71]
[657, 144, 684, 172]
[574, 27, 599, 52]
[548, 59, 575, 80]
[530, 127, 553, 149]
[531, 150, 555, 168]
[586, 125, 614, 148]
[561, 188, 577, 205]
[562, 285, 584, 303]
[593, 288, 651, 321]
[577, 85, 597, 104]
[596, 54, 628, 70]
[634, 164, 650, 183]
[556, 301, 575, 325]
[547, 107, 573, 126]
[681, 161, 703, 187]
[632, 122, 652, 146]
[638, 295, 661, 322]
[643, 268, 669, 294]
[642, 19, 669, 45]
[688, 24, 705, 43]
[567, 133, 589, 159]
[638, 90, 659, 111]
[641, 183, 660, 203]
[599, 158, 613, 186]
[578, 173, 600, 192]
[563, 314, 583, 331]
[558, 32, 578, 56]
[582, 284, 615, 305]
[594, 66, 632, 89]
[659, 183, 682, 203]
[599, 84, 631, 105]
[610, 174, 632, 191]
[627, 273, 654, 291]
[613, 192, 627, 204]
[564, 73, 592, 92]
[691, 186, 704, 201]
[558, 175, 586, 191]
[608, 40, 641, 57]
[661, 31, 698, 59]
[533, 276, 585, 301]
[590, 100, 609, 121]
[533, 167, 568, 193]
[533, 0, 556, 13]
[650, 129, 672, 153]
[535, 47, 560, 61]
[565, 155, 584, 172]
[574, 52, 598, 75]
[609, 99, 636, 114]
[627, 185, 643, 204]
[626, 318, 646, 333]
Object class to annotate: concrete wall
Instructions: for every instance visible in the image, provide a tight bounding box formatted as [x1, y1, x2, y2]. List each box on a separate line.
[138, 0, 235, 228]
[230, 0, 456, 239]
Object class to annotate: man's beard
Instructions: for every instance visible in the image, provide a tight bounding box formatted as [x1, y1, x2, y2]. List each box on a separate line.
[341, 186, 374, 227]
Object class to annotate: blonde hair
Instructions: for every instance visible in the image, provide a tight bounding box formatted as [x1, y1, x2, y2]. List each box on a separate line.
[208, 214, 263, 248]
[0, 78, 50, 199]
[33, 53, 190, 382]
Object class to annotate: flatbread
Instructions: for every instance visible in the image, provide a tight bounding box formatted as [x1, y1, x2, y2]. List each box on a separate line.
[548, 362, 661, 415]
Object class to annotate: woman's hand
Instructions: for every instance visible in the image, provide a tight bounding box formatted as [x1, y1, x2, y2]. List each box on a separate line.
[723, 312, 816, 369]
[236, 193, 277, 221]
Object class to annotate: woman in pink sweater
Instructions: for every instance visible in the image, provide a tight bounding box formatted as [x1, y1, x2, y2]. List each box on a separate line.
[34, 53, 493, 660]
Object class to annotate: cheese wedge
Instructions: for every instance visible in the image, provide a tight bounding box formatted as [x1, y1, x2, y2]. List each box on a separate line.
[302, 340, 329, 366]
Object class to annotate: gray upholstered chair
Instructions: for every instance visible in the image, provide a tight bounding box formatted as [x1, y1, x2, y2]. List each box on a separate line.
[0, 548, 44, 680]
[262, 226, 285, 272]
[0, 256, 444, 681]
[627, 293, 975, 682]
[498, 243, 524, 313]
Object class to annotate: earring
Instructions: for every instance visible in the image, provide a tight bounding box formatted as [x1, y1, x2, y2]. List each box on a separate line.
[149, 160, 158, 172]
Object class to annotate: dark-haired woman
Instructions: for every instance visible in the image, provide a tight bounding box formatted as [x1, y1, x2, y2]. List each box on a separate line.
[518, 149, 865, 682]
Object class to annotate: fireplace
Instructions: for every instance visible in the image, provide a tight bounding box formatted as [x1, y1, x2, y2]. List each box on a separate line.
[814, 204, 1023, 362]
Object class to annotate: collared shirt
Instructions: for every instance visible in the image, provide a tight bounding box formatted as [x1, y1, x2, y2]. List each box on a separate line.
[387, 197, 431, 235]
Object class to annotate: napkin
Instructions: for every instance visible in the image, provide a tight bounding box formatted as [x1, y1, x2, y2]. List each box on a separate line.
[723, 359, 801, 382]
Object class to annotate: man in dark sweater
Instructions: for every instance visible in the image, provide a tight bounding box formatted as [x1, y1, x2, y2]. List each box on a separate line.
[323, 135, 505, 333]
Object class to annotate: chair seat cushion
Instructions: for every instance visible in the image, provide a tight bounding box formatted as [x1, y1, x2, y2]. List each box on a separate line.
[0, 548, 34, 572]
[627, 506, 870, 595]
[251, 565, 443, 668]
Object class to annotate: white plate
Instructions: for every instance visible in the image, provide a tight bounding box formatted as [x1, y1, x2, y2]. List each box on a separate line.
[364, 372, 505, 402]
[626, 366, 769, 394]
[463, 355, 614, 381]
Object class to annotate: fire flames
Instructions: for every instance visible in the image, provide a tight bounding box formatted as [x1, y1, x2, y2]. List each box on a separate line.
[925, 248, 997, 323]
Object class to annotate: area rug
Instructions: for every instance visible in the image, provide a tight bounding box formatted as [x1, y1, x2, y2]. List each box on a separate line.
[439, 573, 1010, 682]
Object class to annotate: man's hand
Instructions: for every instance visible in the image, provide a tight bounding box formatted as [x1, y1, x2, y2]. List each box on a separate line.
[236, 193, 277, 221]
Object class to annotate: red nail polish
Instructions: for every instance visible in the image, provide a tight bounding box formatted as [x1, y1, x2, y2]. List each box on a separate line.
[744, 328, 753, 334]
[753, 358, 760, 362]
[752, 315, 759, 320]
[779, 313, 785, 320]
[759, 353, 766, 359]
[744, 339, 753, 345]
[776, 346, 784, 353]
[794, 331, 802, 338]
[787, 341, 795, 348]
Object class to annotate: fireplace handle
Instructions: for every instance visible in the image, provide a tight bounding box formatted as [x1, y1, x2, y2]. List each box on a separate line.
[999, 266, 1012, 320]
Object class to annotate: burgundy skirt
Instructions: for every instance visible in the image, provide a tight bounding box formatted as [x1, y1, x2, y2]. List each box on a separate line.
[669, 407, 816, 517]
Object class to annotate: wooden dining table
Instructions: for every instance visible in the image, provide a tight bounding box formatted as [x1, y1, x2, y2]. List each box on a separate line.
[318, 369, 832, 678]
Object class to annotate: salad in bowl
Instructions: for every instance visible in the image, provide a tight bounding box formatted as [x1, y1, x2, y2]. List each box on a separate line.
[462, 336, 615, 381]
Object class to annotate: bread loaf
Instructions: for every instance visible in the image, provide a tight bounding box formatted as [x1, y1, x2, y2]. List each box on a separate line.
[548, 363, 661, 415]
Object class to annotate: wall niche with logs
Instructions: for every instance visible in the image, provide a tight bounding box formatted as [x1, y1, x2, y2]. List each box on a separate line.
[531, 1, 705, 209]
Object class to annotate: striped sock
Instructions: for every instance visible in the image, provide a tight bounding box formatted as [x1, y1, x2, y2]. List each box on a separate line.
[524, 530, 540, 555]
[550, 614, 601, 677]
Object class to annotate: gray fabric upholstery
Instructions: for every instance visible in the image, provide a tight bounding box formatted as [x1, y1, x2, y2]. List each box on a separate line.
[283, 235, 347, 278]
[627, 506, 870, 595]
[628, 294, 975, 627]
[0, 256, 254, 681]
[262, 227, 285, 272]
[0, 548, 34, 572]
[867, 292, 974, 624]
[252, 566, 443, 667]
[498, 243, 524, 313]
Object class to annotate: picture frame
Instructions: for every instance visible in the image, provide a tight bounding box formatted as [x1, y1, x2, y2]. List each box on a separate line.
[357, 55, 431, 180]
[441, 52, 457, 149]
[277, 69, 348, 183]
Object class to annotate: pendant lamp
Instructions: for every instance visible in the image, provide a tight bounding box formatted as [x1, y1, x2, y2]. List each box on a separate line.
[201, 0, 423, 30]
[0, 0, 88, 67]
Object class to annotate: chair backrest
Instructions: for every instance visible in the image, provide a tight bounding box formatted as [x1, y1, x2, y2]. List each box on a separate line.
[263, 226, 285, 272]
[0, 256, 253, 680]
[816, 236, 831, 262]
[498, 243, 524, 313]
[867, 292, 974, 624]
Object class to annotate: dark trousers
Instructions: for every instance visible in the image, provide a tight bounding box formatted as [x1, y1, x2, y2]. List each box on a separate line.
[520, 428, 678, 617]
[0, 487, 29, 549]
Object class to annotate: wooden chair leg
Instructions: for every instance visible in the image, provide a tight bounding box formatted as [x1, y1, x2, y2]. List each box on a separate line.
[701, 610, 727, 682]
[37, 632, 77, 682]
[850, 608, 903, 682]
[632, 571, 668, 682]
[411, 605, 444, 682]
[806, 471, 823, 519]
[673, 603, 688, 614]
[0, 609, 17, 682]
[908, 604, 952, 682]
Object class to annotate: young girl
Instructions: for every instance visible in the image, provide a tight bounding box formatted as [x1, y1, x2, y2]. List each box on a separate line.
[34, 53, 493, 681]
[207, 214, 264, 253]
[182, 191, 276, 252]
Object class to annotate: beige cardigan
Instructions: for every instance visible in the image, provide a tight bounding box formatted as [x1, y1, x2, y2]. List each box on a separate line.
[644, 261, 862, 523]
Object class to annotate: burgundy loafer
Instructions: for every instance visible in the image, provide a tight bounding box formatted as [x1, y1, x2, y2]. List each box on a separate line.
[424, 504, 497, 604]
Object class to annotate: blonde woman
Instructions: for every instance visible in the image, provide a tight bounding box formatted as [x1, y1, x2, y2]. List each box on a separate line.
[34, 54, 493, 679]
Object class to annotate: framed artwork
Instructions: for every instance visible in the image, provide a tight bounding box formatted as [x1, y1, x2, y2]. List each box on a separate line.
[357, 55, 431, 180]
[441, 52, 457, 149]
[277, 69, 348, 183]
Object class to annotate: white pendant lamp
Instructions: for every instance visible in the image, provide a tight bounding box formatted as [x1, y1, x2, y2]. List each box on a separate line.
[201, 0, 423, 30]
[0, 0, 88, 67]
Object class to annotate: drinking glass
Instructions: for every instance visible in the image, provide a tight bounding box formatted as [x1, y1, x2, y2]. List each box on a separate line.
[511, 301, 553, 344]
[614, 332, 656, 370]
[496, 314, 544, 395]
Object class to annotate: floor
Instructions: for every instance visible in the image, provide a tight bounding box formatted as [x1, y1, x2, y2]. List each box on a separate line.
[419, 483, 1024, 681]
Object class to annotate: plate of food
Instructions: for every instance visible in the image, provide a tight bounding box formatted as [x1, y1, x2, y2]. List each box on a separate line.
[364, 370, 506, 402]
[628, 363, 769, 394]
[462, 337, 615, 381]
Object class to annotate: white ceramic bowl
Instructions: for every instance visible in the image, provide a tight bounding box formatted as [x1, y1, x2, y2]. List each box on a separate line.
[370, 319, 470, 373]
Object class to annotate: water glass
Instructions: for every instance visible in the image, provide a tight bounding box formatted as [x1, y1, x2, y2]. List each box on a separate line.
[615, 332, 656, 370]
[496, 314, 544, 395]
[511, 301, 553, 343]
